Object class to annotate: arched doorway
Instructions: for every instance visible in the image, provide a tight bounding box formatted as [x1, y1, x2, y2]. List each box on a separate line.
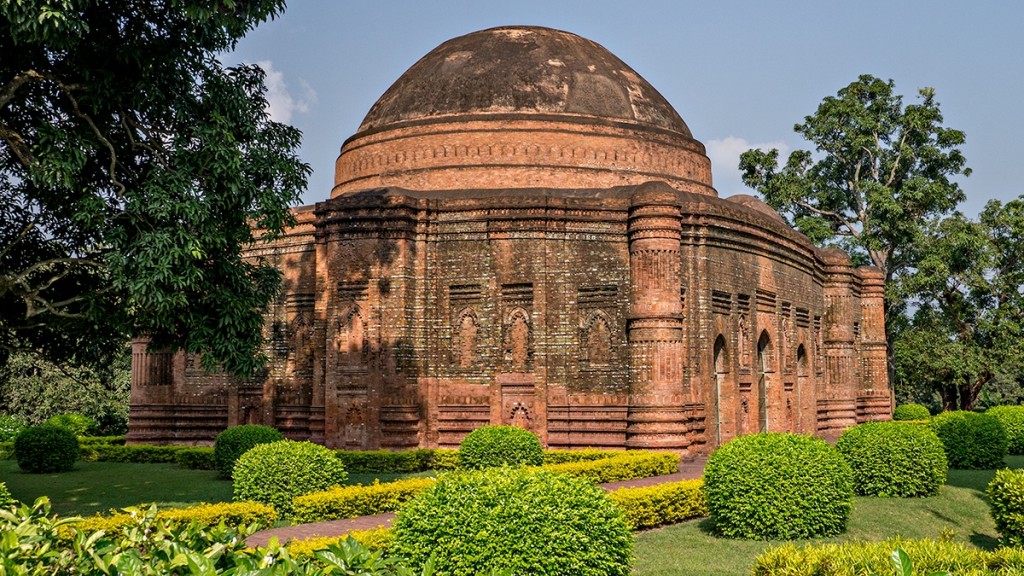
[713, 335, 731, 445]
[757, 331, 771, 432]
[796, 344, 809, 433]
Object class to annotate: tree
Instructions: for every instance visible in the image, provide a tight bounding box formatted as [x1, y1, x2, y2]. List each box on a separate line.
[1, 1, 309, 375]
[895, 200, 1024, 411]
[739, 75, 970, 317]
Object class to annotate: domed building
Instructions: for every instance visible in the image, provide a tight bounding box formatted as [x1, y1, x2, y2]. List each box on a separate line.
[128, 26, 891, 454]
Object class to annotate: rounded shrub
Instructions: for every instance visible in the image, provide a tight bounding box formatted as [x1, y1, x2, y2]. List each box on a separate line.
[458, 425, 543, 469]
[213, 424, 284, 478]
[14, 425, 79, 473]
[44, 413, 96, 436]
[703, 432, 853, 540]
[931, 411, 1008, 469]
[836, 421, 947, 497]
[0, 415, 26, 442]
[987, 405, 1024, 455]
[392, 466, 632, 576]
[893, 403, 932, 421]
[232, 440, 347, 516]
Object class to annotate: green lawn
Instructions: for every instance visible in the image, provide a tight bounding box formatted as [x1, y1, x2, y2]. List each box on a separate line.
[0, 459, 432, 517]
[632, 456, 1023, 576]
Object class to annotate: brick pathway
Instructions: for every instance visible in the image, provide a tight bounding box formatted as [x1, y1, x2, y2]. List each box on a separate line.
[247, 456, 707, 548]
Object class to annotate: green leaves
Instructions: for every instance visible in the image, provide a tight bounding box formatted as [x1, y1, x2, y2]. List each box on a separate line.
[740, 75, 969, 326]
[1, 1, 309, 376]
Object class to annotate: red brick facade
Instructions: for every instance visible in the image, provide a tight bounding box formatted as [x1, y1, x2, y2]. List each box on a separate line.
[127, 26, 891, 455]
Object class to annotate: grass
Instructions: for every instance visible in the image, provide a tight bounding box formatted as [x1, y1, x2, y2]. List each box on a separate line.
[0, 459, 433, 517]
[632, 455, 1024, 576]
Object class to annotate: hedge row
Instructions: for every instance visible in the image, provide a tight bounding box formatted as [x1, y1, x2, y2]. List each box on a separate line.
[541, 448, 626, 464]
[291, 476, 436, 524]
[753, 538, 1024, 575]
[606, 478, 707, 530]
[289, 477, 707, 558]
[61, 501, 278, 541]
[292, 451, 678, 523]
[541, 451, 680, 484]
[333, 447, 626, 473]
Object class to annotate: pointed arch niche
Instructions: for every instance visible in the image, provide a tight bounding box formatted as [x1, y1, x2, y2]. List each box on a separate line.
[581, 310, 613, 368]
[503, 307, 533, 372]
[452, 307, 480, 369]
[756, 330, 772, 433]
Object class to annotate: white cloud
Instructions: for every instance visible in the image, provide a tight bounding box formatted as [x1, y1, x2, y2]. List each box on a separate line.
[257, 60, 317, 124]
[706, 136, 790, 197]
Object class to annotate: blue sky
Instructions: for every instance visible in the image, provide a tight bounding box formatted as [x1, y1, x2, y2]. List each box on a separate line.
[227, 1, 1022, 215]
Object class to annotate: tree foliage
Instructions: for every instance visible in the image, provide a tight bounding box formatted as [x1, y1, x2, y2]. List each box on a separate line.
[739, 75, 969, 316]
[895, 199, 1024, 410]
[0, 1, 309, 375]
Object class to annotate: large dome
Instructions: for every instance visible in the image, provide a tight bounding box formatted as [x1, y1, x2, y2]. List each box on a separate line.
[357, 26, 691, 136]
[332, 26, 714, 197]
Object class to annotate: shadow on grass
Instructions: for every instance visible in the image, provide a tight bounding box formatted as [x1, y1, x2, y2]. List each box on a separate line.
[970, 532, 1000, 551]
[696, 517, 718, 536]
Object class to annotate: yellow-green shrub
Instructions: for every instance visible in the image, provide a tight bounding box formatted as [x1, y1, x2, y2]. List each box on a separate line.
[607, 479, 707, 530]
[62, 501, 278, 541]
[542, 448, 624, 464]
[541, 450, 679, 483]
[287, 528, 394, 558]
[291, 477, 437, 524]
[988, 468, 1024, 547]
[753, 538, 1024, 575]
[427, 448, 460, 470]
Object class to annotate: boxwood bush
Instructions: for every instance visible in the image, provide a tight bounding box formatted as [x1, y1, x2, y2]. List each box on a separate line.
[44, 413, 96, 436]
[232, 440, 347, 516]
[892, 403, 931, 421]
[835, 421, 947, 497]
[392, 467, 632, 576]
[14, 425, 79, 473]
[931, 410, 1007, 469]
[213, 424, 283, 478]
[987, 468, 1024, 546]
[704, 433, 853, 540]
[458, 425, 543, 469]
[987, 405, 1024, 455]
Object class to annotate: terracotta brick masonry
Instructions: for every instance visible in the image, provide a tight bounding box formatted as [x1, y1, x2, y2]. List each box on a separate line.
[246, 456, 708, 548]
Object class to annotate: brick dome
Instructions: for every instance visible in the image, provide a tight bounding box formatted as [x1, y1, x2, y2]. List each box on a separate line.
[333, 26, 714, 197]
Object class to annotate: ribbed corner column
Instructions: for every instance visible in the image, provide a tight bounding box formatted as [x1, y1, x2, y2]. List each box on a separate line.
[626, 186, 688, 450]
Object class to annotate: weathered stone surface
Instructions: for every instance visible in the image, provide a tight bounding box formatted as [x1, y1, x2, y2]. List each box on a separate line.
[127, 26, 890, 454]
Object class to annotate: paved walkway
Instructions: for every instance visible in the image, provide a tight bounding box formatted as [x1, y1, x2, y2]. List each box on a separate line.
[247, 456, 708, 548]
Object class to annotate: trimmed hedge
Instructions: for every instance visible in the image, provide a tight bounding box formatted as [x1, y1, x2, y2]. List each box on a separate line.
[893, 403, 932, 421]
[14, 425, 79, 473]
[335, 449, 434, 473]
[988, 468, 1024, 547]
[290, 477, 710, 559]
[392, 467, 633, 576]
[288, 529, 395, 558]
[542, 448, 625, 464]
[987, 405, 1024, 455]
[753, 538, 1024, 575]
[64, 501, 279, 541]
[458, 425, 544, 469]
[931, 410, 1008, 469]
[541, 450, 679, 483]
[214, 425, 284, 478]
[176, 447, 217, 470]
[233, 440, 347, 516]
[836, 421, 947, 497]
[607, 479, 707, 530]
[80, 444, 184, 463]
[429, 448, 460, 470]
[704, 433, 853, 540]
[291, 477, 438, 524]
